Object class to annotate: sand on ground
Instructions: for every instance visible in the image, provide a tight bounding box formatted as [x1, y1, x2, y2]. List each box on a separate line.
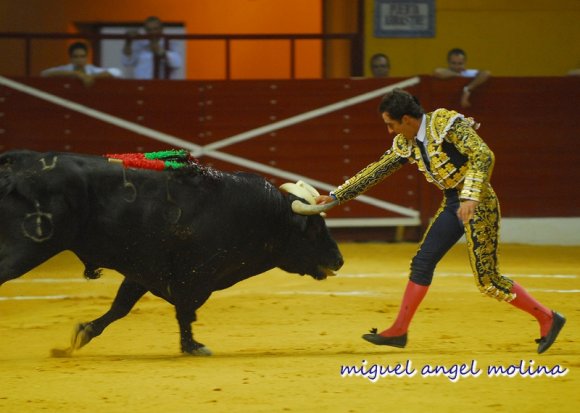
[1, 243, 578, 413]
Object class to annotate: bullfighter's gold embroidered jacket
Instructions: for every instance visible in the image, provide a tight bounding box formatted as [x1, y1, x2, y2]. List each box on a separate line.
[331, 108, 494, 203]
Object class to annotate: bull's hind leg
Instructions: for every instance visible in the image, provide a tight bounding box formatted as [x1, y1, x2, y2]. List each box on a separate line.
[0, 245, 60, 286]
[52, 278, 147, 357]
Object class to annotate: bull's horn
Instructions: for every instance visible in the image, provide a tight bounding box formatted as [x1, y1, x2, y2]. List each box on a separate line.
[291, 199, 338, 215]
[279, 181, 320, 205]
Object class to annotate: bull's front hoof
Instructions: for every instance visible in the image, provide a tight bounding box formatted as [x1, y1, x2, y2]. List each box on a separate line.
[185, 346, 213, 356]
[182, 342, 213, 356]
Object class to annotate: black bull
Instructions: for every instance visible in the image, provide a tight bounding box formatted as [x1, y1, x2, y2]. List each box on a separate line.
[0, 150, 343, 355]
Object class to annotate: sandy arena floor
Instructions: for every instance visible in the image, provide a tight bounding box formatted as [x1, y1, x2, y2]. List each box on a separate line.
[0, 242, 578, 413]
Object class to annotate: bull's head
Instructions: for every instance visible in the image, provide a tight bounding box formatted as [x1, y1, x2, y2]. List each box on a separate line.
[279, 180, 338, 215]
[278, 181, 343, 279]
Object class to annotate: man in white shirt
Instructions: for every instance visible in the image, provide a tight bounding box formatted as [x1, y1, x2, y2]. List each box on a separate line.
[433, 48, 491, 108]
[122, 16, 182, 79]
[41, 42, 122, 87]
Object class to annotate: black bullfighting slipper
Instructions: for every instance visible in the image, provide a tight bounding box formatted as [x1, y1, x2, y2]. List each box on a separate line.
[536, 311, 566, 354]
[362, 328, 407, 348]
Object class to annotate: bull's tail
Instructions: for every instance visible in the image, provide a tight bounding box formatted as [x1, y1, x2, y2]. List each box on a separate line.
[0, 158, 14, 201]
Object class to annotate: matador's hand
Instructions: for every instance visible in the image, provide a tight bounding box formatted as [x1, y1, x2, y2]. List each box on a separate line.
[316, 195, 335, 205]
[458, 200, 479, 224]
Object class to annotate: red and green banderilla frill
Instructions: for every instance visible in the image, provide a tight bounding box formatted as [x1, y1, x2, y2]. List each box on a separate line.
[104, 149, 205, 173]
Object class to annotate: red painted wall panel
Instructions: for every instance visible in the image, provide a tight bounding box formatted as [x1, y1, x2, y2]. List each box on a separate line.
[1, 76, 578, 224]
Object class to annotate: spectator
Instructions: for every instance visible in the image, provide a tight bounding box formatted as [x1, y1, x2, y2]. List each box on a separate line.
[122, 16, 182, 79]
[370, 53, 391, 78]
[433, 48, 491, 108]
[41, 42, 122, 87]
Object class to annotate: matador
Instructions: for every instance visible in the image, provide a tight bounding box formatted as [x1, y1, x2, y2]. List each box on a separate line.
[315, 89, 565, 354]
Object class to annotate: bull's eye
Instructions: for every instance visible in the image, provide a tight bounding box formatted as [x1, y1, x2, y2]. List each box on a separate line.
[305, 221, 322, 240]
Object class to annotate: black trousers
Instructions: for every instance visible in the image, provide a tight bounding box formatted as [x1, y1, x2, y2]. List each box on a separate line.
[408, 186, 514, 301]
[410, 189, 463, 285]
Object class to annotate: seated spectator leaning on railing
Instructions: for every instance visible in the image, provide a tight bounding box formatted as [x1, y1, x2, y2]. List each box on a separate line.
[41, 42, 122, 87]
[433, 48, 491, 108]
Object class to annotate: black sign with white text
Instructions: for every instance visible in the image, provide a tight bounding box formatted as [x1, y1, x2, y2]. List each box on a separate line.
[374, 0, 435, 38]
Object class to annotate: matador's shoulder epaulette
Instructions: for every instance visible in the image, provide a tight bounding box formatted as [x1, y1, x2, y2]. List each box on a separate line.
[391, 134, 412, 158]
[428, 108, 479, 144]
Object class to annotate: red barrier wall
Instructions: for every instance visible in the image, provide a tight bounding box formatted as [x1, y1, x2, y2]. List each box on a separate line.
[1, 76, 579, 232]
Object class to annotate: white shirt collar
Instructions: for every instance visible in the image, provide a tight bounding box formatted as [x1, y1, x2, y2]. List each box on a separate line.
[415, 114, 427, 143]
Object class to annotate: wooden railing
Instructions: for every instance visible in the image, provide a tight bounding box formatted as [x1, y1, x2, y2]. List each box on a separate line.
[0, 32, 363, 79]
[1, 76, 579, 240]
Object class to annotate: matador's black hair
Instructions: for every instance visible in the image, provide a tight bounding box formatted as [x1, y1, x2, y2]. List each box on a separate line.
[378, 88, 424, 120]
